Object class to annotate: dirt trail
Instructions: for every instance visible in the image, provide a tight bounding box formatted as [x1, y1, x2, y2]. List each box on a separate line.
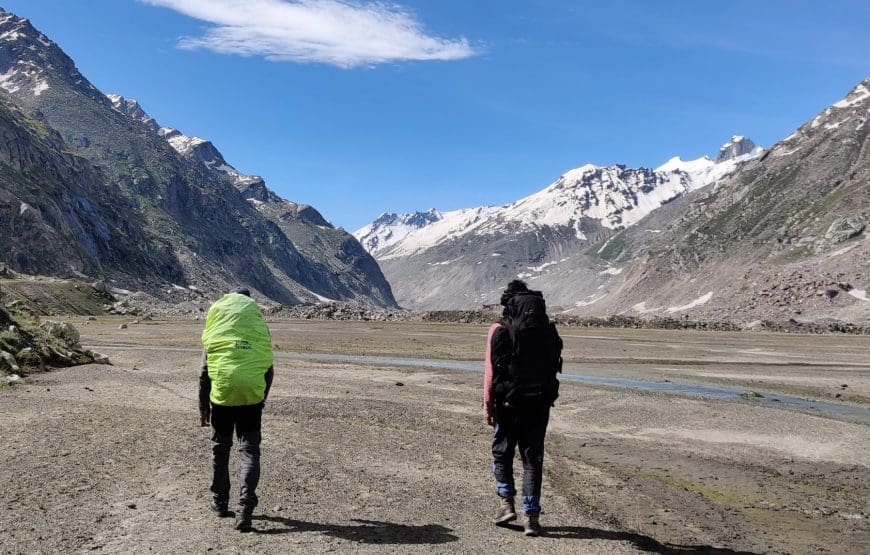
[1, 320, 868, 554]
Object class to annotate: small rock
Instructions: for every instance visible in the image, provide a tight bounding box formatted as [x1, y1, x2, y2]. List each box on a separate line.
[1, 373, 22, 385]
[92, 353, 111, 365]
[841, 384, 848, 388]
[118, 324, 127, 330]
[395, 382, 404, 387]
[127, 503, 137, 509]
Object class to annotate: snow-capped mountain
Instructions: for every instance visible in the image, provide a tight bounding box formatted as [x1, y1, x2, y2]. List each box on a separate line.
[356, 209, 445, 254]
[356, 139, 763, 261]
[358, 78, 868, 322]
[657, 136, 763, 188]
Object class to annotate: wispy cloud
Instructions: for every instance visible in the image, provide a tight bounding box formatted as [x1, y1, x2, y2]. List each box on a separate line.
[142, 0, 478, 68]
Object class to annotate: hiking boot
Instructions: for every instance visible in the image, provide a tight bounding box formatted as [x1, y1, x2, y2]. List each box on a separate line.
[493, 496, 517, 526]
[209, 499, 230, 518]
[234, 509, 253, 532]
[523, 514, 542, 537]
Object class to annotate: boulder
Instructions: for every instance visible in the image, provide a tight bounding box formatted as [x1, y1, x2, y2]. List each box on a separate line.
[824, 217, 865, 244]
[40, 321, 81, 347]
[1, 350, 20, 373]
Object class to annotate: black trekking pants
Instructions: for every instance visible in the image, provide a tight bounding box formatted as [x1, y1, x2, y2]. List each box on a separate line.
[210, 403, 262, 512]
[491, 403, 550, 515]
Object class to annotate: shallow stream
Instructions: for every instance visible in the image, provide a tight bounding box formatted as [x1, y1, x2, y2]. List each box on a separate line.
[276, 351, 870, 425]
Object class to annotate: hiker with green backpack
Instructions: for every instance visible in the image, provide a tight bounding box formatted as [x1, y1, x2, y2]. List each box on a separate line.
[199, 287, 274, 532]
[484, 280, 562, 537]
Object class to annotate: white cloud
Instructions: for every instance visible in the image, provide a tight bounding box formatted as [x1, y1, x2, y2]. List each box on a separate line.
[142, 0, 478, 68]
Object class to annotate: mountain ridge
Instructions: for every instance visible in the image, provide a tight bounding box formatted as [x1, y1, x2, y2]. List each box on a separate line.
[355, 136, 762, 260]
[0, 7, 397, 308]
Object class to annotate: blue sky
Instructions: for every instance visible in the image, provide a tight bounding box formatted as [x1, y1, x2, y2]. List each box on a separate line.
[5, 1, 869, 230]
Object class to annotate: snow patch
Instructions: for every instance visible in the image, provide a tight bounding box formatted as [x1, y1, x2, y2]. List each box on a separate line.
[666, 292, 713, 313]
[0, 68, 20, 93]
[32, 80, 48, 96]
[167, 134, 207, 156]
[527, 258, 568, 273]
[576, 294, 606, 307]
[599, 266, 623, 275]
[597, 237, 614, 255]
[310, 291, 339, 303]
[832, 84, 870, 109]
[772, 146, 801, 158]
[848, 289, 869, 303]
[427, 257, 462, 266]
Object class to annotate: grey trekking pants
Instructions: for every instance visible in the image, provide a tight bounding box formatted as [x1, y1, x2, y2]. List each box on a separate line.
[210, 403, 262, 511]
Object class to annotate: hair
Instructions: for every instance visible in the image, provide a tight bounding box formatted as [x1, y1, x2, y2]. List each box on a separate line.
[499, 279, 529, 307]
[230, 287, 251, 297]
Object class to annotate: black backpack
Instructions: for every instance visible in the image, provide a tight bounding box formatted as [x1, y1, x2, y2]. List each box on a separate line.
[504, 291, 563, 405]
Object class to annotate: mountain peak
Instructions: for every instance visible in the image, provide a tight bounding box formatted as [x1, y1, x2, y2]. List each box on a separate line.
[107, 93, 159, 133]
[831, 78, 870, 110]
[716, 135, 758, 162]
[0, 8, 100, 101]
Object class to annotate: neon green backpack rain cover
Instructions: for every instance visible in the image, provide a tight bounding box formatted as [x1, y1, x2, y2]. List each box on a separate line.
[202, 293, 274, 406]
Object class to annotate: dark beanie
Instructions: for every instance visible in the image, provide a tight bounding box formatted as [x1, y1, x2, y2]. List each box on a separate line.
[230, 287, 251, 297]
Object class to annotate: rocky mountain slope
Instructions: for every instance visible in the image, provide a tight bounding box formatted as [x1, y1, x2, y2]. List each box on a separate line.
[356, 137, 762, 309]
[591, 78, 870, 323]
[0, 8, 396, 307]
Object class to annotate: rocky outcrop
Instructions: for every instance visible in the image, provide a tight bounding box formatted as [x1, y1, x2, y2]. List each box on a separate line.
[0, 303, 107, 383]
[715, 135, 758, 163]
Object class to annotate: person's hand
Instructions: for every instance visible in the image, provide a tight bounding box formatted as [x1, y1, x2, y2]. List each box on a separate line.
[200, 408, 210, 427]
[486, 414, 496, 427]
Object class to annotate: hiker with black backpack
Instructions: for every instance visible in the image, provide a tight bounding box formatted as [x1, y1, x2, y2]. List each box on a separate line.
[484, 280, 562, 537]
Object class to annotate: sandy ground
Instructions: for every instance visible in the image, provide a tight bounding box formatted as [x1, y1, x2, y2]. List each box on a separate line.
[1, 319, 868, 554]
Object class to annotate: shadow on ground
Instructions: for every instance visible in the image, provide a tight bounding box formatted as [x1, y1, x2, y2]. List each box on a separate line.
[253, 515, 458, 544]
[502, 524, 760, 554]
